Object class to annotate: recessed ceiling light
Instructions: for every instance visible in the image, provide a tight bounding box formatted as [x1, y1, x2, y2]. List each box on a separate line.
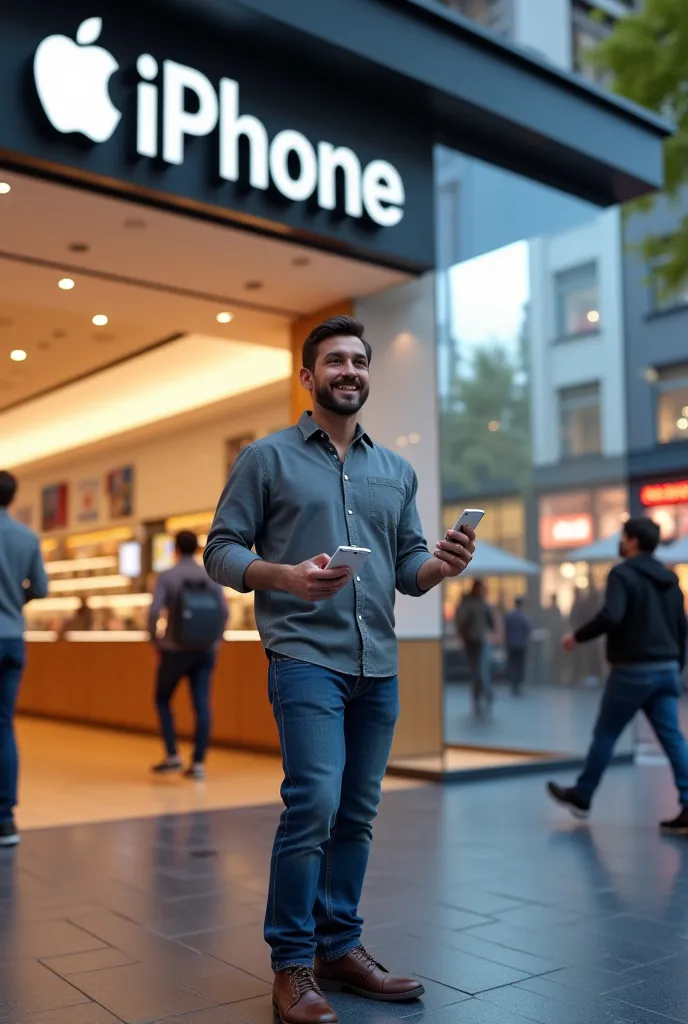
[10, 349, 26, 362]
[58, 278, 75, 291]
[92, 314, 109, 327]
[586, 310, 600, 324]
[488, 420, 500, 432]
[409, 433, 421, 444]
[0, 183, 11, 195]
[52, 329, 67, 340]
[216, 311, 234, 324]
[68, 242, 90, 253]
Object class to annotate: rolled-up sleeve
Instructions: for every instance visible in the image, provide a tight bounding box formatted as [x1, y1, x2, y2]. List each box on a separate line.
[395, 465, 434, 597]
[203, 445, 266, 593]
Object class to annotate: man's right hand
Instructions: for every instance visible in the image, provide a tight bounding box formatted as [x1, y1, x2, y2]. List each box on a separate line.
[284, 554, 351, 602]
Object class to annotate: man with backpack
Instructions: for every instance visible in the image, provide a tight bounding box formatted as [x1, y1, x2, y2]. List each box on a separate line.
[148, 530, 227, 779]
[548, 517, 688, 835]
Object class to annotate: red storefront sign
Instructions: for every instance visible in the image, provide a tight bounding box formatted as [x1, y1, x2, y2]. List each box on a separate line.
[540, 513, 594, 550]
[640, 480, 688, 507]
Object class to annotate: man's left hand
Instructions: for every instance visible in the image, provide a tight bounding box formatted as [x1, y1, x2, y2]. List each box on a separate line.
[434, 527, 476, 578]
[562, 633, 576, 652]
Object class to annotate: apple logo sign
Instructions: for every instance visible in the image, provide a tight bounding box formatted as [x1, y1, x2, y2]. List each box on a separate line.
[34, 17, 122, 144]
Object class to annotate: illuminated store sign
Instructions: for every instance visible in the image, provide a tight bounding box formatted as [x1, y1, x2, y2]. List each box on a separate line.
[540, 514, 594, 550]
[33, 18, 405, 229]
[640, 480, 688, 507]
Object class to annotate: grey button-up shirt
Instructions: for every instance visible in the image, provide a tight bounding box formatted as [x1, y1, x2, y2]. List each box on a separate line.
[148, 556, 228, 652]
[204, 412, 434, 677]
[0, 509, 49, 639]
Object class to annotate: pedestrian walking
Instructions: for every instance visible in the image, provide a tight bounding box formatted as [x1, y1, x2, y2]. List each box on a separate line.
[149, 530, 227, 780]
[505, 597, 531, 695]
[547, 517, 688, 835]
[455, 579, 494, 713]
[0, 470, 48, 846]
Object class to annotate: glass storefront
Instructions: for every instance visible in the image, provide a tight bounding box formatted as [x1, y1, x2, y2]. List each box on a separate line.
[437, 150, 635, 760]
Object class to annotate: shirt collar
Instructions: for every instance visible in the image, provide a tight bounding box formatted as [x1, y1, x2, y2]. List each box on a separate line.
[297, 411, 374, 448]
[0, 509, 8, 517]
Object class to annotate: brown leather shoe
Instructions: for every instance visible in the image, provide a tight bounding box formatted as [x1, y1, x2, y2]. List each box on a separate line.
[314, 945, 425, 1002]
[272, 966, 338, 1024]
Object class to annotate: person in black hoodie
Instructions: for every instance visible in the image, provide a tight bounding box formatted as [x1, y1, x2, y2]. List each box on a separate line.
[547, 517, 688, 835]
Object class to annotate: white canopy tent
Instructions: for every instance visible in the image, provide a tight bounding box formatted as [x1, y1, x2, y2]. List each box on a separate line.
[570, 533, 620, 564]
[461, 540, 540, 578]
[658, 535, 688, 564]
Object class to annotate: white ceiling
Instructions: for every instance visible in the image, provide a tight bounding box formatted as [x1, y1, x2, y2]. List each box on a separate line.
[0, 169, 408, 411]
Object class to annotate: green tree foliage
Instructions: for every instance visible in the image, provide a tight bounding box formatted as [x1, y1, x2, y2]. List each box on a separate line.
[592, 0, 688, 290]
[441, 329, 531, 495]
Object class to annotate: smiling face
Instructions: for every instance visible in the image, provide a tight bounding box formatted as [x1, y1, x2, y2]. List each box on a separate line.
[301, 334, 371, 417]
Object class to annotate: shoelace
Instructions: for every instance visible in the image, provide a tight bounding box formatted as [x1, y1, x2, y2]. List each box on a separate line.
[351, 945, 384, 972]
[289, 966, 322, 998]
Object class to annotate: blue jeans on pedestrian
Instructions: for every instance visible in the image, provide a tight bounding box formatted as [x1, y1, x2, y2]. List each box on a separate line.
[577, 665, 688, 806]
[265, 656, 399, 971]
[0, 639, 25, 824]
[155, 650, 215, 764]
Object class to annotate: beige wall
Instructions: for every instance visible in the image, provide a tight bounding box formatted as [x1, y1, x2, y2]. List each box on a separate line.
[14, 385, 290, 532]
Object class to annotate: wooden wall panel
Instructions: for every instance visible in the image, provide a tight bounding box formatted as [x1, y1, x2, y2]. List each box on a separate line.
[392, 639, 443, 759]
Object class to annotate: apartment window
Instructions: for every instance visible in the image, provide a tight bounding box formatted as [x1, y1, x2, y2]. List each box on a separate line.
[572, 2, 614, 87]
[437, 0, 507, 34]
[559, 383, 602, 458]
[650, 262, 688, 313]
[555, 263, 600, 339]
[656, 364, 688, 444]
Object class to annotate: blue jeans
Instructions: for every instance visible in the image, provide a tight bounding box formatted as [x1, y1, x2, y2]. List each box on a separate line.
[577, 665, 688, 806]
[0, 639, 25, 824]
[155, 650, 215, 764]
[265, 656, 399, 971]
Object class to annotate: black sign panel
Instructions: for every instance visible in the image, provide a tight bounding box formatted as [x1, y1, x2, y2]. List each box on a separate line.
[0, 0, 435, 271]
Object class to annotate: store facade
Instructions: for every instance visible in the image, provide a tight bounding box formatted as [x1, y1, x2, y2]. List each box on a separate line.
[0, 0, 669, 771]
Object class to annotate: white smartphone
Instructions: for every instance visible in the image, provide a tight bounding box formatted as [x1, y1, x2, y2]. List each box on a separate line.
[451, 509, 485, 534]
[326, 546, 372, 571]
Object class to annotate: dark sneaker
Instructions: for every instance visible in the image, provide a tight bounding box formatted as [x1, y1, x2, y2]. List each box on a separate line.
[151, 758, 183, 774]
[184, 764, 205, 780]
[660, 808, 688, 836]
[547, 782, 590, 820]
[0, 821, 19, 847]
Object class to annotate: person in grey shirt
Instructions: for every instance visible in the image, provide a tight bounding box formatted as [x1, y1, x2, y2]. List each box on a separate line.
[0, 470, 48, 846]
[148, 530, 227, 780]
[204, 316, 476, 1024]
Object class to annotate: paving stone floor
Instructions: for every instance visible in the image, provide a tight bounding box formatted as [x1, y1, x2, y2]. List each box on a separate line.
[3, 763, 688, 1023]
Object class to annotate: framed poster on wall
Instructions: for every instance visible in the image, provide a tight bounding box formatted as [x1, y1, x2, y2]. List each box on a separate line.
[76, 479, 100, 523]
[41, 484, 68, 532]
[226, 434, 254, 477]
[107, 466, 134, 519]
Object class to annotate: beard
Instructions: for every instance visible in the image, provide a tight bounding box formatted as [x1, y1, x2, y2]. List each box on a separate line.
[315, 379, 369, 416]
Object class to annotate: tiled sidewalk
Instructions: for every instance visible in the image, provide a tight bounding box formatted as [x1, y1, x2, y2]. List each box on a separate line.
[2, 763, 688, 1023]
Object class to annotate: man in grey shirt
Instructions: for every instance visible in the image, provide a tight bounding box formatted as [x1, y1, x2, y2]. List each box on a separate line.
[148, 530, 227, 780]
[0, 470, 48, 846]
[205, 316, 475, 1024]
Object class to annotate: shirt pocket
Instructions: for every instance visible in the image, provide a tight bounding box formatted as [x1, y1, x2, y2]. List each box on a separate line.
[368, 476, 405, 532]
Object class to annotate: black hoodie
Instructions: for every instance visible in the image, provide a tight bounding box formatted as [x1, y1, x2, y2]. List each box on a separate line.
[575, 555, 688, 669]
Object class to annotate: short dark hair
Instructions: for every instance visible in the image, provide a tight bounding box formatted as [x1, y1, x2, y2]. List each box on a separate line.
[175, 530, 199, 557]
[302, 315, 371, 371]
[623, 516, 661, 554]
[515, 596, 524, 608]
[0, 471, 17, 509]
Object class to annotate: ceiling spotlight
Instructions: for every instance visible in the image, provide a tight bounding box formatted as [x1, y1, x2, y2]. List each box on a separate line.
[488, 420, 500, 432]
[0, 183, 11, 195]
[409, 433, 421, 444]
[10, 349, 27, 362]
[92, 314, 109, 327]
[586, 310, 600, 324]
[58, 278, 75, 291]
[216, 311, 234, 324]
[678, 418, 688, 431]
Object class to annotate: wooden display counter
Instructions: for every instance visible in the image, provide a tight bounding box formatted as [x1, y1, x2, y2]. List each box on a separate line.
[19, 638, 280, 753]
[18, 636, 443, 759]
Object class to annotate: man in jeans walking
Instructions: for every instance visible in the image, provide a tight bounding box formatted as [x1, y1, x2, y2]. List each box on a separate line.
[149, 530, 227, 780]
[205, 316, 476, 1024]
[548, 517, 688, 835]
[0, 470, 48, 846]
